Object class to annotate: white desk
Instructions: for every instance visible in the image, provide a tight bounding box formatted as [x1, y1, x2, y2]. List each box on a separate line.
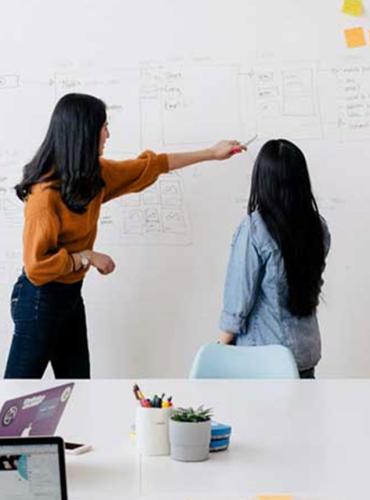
[0, 379, 368, 500]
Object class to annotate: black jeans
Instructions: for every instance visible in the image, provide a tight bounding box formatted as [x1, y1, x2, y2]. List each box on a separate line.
[4, 273, 90, 379]
[299, 367, 315, 379]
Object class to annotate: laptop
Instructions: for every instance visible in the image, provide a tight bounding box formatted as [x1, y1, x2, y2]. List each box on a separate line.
[0, 436, 68, 499]
[0, 384, 74, 437]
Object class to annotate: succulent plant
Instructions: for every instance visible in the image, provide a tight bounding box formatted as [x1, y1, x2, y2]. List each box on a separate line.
[170, 406, 213, 423]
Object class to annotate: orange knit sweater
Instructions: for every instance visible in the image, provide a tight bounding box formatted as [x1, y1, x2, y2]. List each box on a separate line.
[23, 151, 169, 286]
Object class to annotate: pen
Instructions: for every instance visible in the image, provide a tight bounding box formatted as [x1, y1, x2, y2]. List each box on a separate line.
[153, 395, 162, 408]
[242, 134, 258, 147]
[135, 389, 173, 408]
[157, 393, 164, 408]
[133, 384, 145, 401]
[231, 134, 258, 154]
[133, 385, 141, 401]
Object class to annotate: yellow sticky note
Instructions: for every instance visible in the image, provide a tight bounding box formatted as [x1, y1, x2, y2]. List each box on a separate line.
[344, 27, 367, 47]
[342, 0, 364, 16]
[258, 496, 293, 500]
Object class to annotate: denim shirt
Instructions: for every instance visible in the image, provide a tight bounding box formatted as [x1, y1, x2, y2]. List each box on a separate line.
[219, 211, 330, 371]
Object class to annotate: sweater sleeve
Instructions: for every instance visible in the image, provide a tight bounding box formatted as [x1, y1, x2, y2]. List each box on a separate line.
[23, 210, 71, 286]
[100, 151, 169, 203]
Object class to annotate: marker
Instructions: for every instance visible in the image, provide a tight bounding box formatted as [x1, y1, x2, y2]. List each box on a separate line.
[243, 134, 258, 147]
[133, 384, 141, 401]
[231, 134, 258, 154]
[133, 384, 145, 401]
[141, 399, 152, 408]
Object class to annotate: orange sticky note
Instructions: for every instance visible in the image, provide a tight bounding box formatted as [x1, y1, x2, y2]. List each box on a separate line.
[344, 27, 367, 47]
[342, 0, 364, 16]
[258, 496, 293, 500]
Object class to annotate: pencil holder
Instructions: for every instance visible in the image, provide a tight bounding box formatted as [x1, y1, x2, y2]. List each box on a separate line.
[135, 406, 172, 456]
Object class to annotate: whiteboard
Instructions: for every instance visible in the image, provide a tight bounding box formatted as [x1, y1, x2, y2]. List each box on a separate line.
[0, 0, 369, 377]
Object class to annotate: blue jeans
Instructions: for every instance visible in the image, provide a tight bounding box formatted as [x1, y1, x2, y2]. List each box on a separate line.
[4, 273, 90, 379]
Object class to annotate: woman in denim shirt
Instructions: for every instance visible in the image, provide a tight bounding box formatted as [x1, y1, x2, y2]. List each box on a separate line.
[219, 139, 330, 378]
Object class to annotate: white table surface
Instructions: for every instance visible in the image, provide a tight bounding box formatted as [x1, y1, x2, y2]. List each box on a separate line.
[0, 379, 369, 500]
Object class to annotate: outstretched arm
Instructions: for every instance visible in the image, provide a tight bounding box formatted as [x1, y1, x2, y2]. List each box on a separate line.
[167, 140, 245, 171]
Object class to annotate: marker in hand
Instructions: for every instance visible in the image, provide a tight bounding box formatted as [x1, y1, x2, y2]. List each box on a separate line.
[231, 134, 258, 154]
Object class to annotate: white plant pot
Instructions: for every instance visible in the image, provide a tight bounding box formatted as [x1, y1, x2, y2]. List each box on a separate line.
[136, 406, 172, 456]
[169, 419, 211, 462]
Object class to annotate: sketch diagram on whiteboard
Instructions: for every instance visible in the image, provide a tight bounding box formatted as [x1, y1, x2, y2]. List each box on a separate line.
[242, 63, 322, 139]
[0, 195, 21, 228]
[0, 74, 20, 90]
[0, 150, 24, 232]
[319, 63, 370, 140]
[0, 167, 22, 285]
[163, 70, 184, 112]
[0, 73, 55, 152]
[282, 68, 316, 116]
[139, 63, 242, 148]
[97, 174, 191, 246]
[121, 175, 191, 245]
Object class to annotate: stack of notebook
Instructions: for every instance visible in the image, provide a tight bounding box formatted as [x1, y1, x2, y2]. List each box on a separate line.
[210, 421, 232, 452]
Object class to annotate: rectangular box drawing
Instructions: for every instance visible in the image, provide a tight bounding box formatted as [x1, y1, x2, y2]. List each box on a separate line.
[248, 63, 322, 139]
[0, 75, 20, 90]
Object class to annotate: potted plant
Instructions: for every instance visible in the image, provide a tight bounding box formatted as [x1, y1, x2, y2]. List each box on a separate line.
[169, 406, 212, 462]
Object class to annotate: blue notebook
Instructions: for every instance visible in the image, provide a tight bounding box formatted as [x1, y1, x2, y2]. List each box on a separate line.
[211, 421, 232, 439]
[210, 421, 232, 451]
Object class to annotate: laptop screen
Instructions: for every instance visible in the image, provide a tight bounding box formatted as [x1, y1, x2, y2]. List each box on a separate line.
[0, 440, 66, 499]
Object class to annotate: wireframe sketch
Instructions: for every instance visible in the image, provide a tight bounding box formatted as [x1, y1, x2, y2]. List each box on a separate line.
[319, 63, 370, 140]
[242, 62, 322, 139]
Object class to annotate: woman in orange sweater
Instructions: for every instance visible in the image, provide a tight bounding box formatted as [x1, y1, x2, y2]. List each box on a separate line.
[5, 93, 244, 379]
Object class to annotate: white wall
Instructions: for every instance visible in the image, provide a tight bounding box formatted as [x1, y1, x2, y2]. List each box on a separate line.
[0, 0, 369, 377]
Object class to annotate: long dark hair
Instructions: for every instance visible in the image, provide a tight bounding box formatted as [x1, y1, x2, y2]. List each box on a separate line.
[248, 139, 325, 317]
[16, 93, 106, 213]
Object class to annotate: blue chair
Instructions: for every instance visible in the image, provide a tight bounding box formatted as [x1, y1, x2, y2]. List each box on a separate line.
[189, 343, 299, 379]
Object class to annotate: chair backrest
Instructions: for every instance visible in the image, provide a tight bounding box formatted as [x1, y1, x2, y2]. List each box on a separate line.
[189, 343, 299, 379]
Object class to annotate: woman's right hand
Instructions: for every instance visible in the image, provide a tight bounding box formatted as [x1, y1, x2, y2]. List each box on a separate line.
[90, 251, 116, 275]
[209, 140, 247, 160]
